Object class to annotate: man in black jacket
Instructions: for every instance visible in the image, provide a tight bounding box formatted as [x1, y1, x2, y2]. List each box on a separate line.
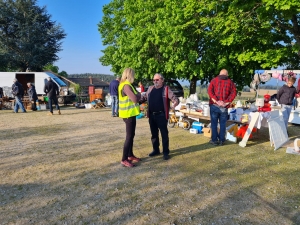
[44, 77, 61, 115]
[12, 79, 26, 113]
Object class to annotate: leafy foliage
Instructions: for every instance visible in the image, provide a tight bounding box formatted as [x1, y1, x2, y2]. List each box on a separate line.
[44, 64, 59, 73]
[98, 0, 300, 94]
[0, 0, 66, 72]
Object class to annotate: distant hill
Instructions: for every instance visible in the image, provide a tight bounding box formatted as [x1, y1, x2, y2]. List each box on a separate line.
[68, 73, 116, 83]
[179, 77, 299, 89]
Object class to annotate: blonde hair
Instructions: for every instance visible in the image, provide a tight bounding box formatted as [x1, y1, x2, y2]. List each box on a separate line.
[120, 68, 135, 84]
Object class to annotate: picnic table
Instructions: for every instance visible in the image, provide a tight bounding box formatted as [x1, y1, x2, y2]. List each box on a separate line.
[179, 109, 245, 125]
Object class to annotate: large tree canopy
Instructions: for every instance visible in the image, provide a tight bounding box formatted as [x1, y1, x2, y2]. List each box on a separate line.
[0, 0, 66, 72]
[98, 0, 300, 93]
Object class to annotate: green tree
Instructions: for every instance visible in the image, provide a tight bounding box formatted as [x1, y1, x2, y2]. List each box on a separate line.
[0, 0, 66, 72]
[43, 63, 68, 77]
[58, 71, 68, 77]
[98, 0, 300, 94]
[43, 64, 59, 73]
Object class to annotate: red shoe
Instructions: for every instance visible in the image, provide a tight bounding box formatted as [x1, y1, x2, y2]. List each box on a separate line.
[121, 160, 135, 167]
[128, 156, 141, 163]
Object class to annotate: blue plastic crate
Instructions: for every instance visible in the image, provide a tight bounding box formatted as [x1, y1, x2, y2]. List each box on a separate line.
[192, 122, 203, 133]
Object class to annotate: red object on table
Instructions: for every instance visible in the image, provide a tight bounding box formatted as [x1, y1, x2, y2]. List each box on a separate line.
[264, 94, 270, 102]
[236, 125, 257, 138]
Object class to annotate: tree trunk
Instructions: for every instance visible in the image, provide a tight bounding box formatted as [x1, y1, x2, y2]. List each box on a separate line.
[189, 76, 198, 96]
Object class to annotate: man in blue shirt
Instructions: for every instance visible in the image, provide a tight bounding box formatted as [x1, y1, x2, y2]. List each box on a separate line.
[109, 76, 120, 117]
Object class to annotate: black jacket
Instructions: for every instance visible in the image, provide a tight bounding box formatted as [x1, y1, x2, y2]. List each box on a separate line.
[277, 84, 296, 105]
[28, 85, 38, 101]
[44, 80, 59, 97]
[12, 81, 24, 97]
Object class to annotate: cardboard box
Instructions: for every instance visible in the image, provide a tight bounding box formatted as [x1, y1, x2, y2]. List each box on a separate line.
[202, 128, 211, 138]
[203, 127, 220, 138]
[95, 89, 103, 94]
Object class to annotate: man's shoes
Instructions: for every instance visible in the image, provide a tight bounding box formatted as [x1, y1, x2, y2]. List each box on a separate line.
[219, 141, 225, 146]
[47, 112, 53, 116]
[121, 160, 135, 168]
[149, 151, 160, 157]
[209, 140, 219, 146]
[13, 111, 18, 113]
[58, 110, 61, 115]
[163, 154, 170, 160]
[128, 156, 141, 162]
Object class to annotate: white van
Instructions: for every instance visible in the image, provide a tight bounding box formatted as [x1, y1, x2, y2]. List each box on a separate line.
[0, 71, 76, 104]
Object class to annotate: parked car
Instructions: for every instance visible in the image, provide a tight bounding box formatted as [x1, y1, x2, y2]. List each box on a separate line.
[134, 79, 184, 98]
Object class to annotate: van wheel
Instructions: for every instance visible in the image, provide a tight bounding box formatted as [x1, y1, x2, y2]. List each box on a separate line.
[57, 97, 65, 104]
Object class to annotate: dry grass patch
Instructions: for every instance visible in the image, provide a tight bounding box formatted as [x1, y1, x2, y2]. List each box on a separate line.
[0, 107, 300, 224]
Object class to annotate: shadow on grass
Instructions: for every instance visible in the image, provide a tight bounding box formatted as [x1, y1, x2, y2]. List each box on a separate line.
[1, 108, 300, 224]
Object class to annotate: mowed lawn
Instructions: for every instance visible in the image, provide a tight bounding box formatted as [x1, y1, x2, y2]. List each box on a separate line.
[0, 107, 300, 225]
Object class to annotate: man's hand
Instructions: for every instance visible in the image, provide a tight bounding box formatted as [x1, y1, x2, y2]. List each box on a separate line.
[216, 100, 230, 107]
[216, 100, 224, 106]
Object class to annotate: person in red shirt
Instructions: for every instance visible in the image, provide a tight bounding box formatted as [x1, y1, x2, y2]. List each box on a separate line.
[138, 81, 145, 92]
[208, 69, 237, 146]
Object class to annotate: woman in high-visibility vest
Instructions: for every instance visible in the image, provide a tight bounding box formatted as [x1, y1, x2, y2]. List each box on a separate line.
[118, 68, 142, 167]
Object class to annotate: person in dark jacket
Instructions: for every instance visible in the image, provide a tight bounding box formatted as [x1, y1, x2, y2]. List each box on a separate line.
[12, 79, 26, 113]
[27, 83, 38, 111]
[140, 73, 179, 160]
[109, 76, 120, 117]
[0, 87, 3, 98]
[277, 77, 297, 128]
[44, 77, 61, 115]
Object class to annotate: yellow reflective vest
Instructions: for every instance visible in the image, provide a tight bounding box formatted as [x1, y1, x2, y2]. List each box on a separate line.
[118, 81, 140, 118]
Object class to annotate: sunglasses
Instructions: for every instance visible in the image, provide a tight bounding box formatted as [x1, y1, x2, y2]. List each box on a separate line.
[153, 79, 160, 82]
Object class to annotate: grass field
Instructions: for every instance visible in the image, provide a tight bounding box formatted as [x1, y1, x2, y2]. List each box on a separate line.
[0, 107, 300, 224]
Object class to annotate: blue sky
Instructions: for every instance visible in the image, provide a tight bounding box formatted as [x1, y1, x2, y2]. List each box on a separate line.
[35, 1, 297, 88]
[37, 0, 113, 75]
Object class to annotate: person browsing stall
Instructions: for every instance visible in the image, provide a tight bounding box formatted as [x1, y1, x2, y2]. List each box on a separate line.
[12, 79, 26, 113]
[109, 76, 120, 117]
[277, 76, 297, 130]
[140, 73, 179, 160]
[118, 68, 142, 168]
[138, 81, 145, 93]
[27, 82, 38, 111]
[207, 69, 237, 146]
[44, 77, 61, 115]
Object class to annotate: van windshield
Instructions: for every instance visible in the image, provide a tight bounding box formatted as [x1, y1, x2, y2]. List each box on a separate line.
[45, 72, 67, 86]
[52, 77, 67, 86]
